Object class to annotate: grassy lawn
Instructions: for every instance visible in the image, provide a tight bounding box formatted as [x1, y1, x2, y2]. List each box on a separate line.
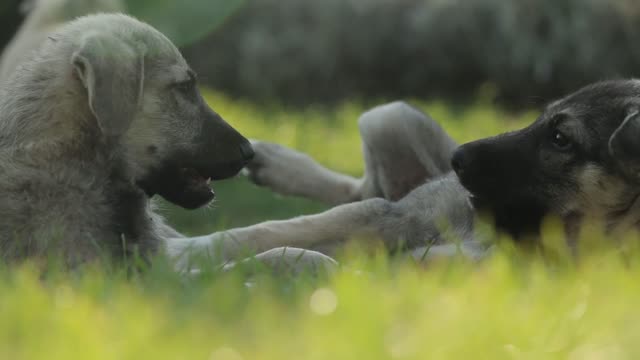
[5, 90, 639, 359]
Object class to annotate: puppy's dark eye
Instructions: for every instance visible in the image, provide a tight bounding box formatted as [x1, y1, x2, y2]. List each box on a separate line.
[551, 130, 572, 151]
[175, 79, 195, 94]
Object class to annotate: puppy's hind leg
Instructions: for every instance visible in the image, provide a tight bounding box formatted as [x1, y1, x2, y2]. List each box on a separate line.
[166, 173, 479, 270]
[359, 101, 459, 200]
[246, 101, 458, 204]
[164, 197, 402, 267]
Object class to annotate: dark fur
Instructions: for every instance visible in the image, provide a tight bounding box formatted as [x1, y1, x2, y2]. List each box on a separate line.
[453, 80, 640, 241]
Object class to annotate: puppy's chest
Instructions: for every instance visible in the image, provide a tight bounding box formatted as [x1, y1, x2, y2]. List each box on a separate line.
[109, 185, 160, 259]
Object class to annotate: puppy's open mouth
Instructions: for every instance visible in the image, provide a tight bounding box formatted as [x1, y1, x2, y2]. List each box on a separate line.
[137, 165, 219, 210]
[160, 166, 217, 209]
[137, 158, 249, 210]
[181, 167, 213, 195]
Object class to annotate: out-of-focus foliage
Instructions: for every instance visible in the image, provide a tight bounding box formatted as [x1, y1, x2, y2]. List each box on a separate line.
[125, 0, 246, 47]
[4, 0, 637, 108]
[184, 0, 640, 108]
[0, 0, 245, 52]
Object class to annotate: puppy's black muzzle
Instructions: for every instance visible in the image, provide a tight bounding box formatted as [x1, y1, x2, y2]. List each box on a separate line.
[239, 141, 255, 162]
[194, 108, 254, 180]
[451, 139, 506, 199]
[450, 147, 470, 178]
[452, 131, 535, 198]
[451, 131, 548, 239]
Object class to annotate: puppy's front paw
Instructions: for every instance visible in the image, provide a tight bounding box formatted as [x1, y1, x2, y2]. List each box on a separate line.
[243, 141, 283, 186]
[243, 141, 311, 194]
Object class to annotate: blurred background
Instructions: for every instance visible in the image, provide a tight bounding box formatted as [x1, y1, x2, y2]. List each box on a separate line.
[4, 0, 640, 109]
[1, 0, 639, 232]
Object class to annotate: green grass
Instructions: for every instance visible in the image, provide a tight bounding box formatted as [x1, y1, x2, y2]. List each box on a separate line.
[7, 91, 639, 359]
[5, 245, 640, 359]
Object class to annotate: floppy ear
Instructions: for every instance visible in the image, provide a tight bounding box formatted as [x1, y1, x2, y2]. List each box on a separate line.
[72, 33, 145, 137]
[608, 108, 640, 181]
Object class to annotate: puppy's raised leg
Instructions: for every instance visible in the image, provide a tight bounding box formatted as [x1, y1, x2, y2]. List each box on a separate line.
[166, 197, 395, 269]
[165, 172, 480, 270]
[246, 101, 458, 204]
[358, 101, 458, 200]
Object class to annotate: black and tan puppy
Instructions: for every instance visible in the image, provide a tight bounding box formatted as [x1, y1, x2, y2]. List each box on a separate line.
[453, 80, 640, 243]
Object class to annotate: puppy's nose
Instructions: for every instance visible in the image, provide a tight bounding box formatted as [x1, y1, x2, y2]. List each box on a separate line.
[451, 147, 469, 176]
[239, 141, 255, 162]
